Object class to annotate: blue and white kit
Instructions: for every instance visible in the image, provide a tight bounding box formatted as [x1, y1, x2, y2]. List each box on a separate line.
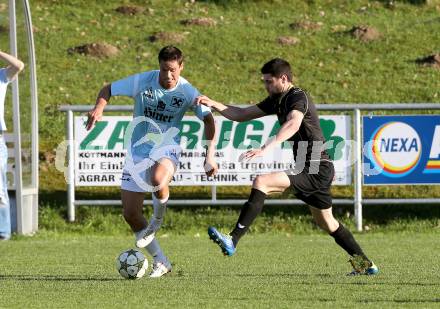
[111, 70, 211, 192]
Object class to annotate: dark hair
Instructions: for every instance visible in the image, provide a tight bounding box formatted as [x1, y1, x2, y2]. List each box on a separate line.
[158, 45, 184, 64]
[261, 58, 293, 82]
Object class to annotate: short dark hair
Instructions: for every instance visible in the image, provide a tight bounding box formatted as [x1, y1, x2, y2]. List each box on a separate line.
[261, 58, 293, 82]
[158, 45, 184, 64]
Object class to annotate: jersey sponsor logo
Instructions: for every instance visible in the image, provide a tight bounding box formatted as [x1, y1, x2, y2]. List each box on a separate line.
[367, 122, 421, 177]
[144, 106, 174, 123]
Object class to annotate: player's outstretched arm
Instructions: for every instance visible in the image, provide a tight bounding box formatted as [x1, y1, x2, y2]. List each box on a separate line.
[0, 50, 24, 81]
[195, 95, 265, 122]
[202, 113, 219, 177]
[86, 84, 111, 130]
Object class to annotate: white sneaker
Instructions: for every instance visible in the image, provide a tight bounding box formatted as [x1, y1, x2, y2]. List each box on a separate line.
[135, 217, 163, 248]
[149, 259, 172, 278]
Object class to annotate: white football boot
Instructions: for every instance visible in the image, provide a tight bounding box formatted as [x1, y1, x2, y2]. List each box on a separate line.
[135, 217, 163, 248]
[149, 259, 172, 278]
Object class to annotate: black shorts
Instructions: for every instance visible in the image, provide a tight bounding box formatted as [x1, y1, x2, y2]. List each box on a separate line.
[285, 160, 335, 209]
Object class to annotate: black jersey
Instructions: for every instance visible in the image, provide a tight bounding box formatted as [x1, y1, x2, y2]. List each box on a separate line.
[257, 87, 330, 166]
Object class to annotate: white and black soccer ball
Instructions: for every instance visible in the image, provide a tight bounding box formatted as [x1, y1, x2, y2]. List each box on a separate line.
[115, 249, 148, 279]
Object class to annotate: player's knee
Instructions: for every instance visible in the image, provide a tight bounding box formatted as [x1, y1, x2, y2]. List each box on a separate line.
[151, 174, 165, 189]
[252, 175, 269, 192]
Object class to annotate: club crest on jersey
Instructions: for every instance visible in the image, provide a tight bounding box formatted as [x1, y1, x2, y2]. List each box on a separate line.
[171, 96, 184, 108]
[142, 87, 154, 101]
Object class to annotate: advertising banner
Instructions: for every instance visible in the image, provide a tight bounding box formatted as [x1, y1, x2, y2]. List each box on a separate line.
[363, 115, 440, 184]
[74, 115, 351, 186]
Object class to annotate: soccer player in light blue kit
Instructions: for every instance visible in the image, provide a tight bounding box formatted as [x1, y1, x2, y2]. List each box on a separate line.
[87, 46, 218, 277]
[0, 50, 24, 241]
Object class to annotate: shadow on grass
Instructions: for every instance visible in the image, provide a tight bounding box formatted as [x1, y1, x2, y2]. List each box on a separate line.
[227, 296, 440, 304]
[206, 273, 440, 287]
[361, 299, 440, 304]
[376, 0, 430, 5]
[0, 274, 121, 282]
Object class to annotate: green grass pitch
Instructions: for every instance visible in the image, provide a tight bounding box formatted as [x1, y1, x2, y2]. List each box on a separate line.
[1, 233, 439, 308]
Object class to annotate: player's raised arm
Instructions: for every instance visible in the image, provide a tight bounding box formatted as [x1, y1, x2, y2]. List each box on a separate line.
[263, 110, 303, 151]
[86, 83, 111, 130]
[195, 95, 265, 122]
[240, 109, 303, 162]
[0, 50, 24, 81]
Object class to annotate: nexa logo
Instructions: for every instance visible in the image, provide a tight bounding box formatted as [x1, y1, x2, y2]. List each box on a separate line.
[379, 137, 418, 152]
[368, 122, 422, 177]
[144, 106, 174, 123]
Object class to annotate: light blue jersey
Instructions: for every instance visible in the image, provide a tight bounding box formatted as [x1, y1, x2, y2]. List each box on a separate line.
[111, 70, 210, 158]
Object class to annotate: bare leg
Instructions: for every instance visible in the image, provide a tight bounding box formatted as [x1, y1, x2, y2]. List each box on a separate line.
[150, 158, 175, 202]
[252, 171, 292, 194]
[308, 206, 339, 233]
[121, 189, 147, 232]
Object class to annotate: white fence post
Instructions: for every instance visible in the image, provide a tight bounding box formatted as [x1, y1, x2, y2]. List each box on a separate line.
[67, 110, 75, 222]
[354, 108, 363, 231]
[211, 186, 217, 203]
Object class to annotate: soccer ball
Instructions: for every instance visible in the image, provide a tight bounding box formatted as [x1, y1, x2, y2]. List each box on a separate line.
[115, 249, 148, 279]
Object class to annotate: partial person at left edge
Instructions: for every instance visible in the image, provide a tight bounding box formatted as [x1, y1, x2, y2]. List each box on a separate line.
[0, 50, 25, 241]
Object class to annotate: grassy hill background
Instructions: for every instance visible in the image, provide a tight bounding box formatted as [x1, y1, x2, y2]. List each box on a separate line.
[7, 0, 439, 145]
[0, 0, 439, 231]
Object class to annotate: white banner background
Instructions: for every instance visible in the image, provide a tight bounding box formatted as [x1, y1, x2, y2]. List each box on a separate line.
[74, 115, 351, 186]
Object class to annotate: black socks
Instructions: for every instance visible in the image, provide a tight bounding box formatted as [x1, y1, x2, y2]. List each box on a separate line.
[330, 223, 370, 261]
[230, 188, 267, 247]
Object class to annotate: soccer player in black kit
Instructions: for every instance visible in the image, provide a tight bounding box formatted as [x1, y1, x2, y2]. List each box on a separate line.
[195, 58, 378, 275]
